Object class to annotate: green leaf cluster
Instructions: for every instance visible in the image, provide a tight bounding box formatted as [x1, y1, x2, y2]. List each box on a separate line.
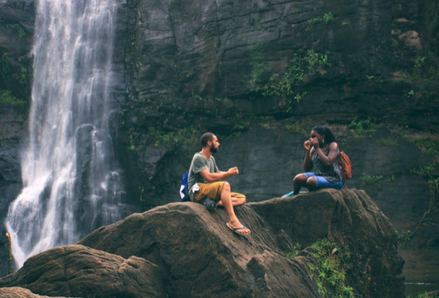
[360, 173, 383, 190]
[308, 12, 335, 24]
[263, 50, 328, 109]
[0, 90, 25, 104]
[308, 239, 355, 298]
[349, 117, 376, 136]
[6, 24, 27, 40]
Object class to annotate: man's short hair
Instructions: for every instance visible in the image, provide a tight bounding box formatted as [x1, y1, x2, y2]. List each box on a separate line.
[200, 133, 215, 147]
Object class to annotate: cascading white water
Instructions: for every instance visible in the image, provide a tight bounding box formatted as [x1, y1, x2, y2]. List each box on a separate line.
[6, 0, 123, 269]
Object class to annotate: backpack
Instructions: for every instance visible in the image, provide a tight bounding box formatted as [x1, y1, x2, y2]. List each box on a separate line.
[337, 151, 353, 179]
[180, 171, 190, 201]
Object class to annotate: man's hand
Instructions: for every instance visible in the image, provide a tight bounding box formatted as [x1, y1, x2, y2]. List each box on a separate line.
[228, 167, 239, 176]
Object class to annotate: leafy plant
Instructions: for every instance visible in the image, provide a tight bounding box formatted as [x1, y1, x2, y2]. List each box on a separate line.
[403, 132, 439, 155]
[360, 173, 383, 190]
[308, 239, 355, 298]
[323, 12, 334, 24]
[411, 163, 436, 177]
[308, 12, 334, 24]
[0, 90, 25, 104]
[6, 24, 27, 40]
[285, 242, 302, 259]
[263, 50, 329, 110]
[397, 229, 413, 248]
[349, 117, 376, 136]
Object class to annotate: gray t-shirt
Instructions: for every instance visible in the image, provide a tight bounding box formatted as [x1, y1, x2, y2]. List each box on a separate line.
[187, 152, 219, 200]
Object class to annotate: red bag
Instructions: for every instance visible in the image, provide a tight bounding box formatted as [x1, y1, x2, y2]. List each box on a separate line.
[338, 151, 353, 179]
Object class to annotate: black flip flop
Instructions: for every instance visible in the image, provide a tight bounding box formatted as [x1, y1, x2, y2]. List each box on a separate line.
[226, 223, 251, 236]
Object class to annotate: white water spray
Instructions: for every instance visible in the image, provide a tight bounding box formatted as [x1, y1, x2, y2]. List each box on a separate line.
[6, 0, 123, 268]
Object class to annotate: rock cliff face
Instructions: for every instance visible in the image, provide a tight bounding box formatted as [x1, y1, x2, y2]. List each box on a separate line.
[0, 189, 404, 298]
[0, 0, 34, 279]
[116, 0, 439, 285]
[0, 0, 438, 287]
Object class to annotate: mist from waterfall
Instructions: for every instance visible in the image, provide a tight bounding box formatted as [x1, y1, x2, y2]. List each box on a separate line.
[6, 0, 123, 269]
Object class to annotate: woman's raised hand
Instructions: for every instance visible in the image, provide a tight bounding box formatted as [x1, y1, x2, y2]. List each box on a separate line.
[304, 140, 311, 151]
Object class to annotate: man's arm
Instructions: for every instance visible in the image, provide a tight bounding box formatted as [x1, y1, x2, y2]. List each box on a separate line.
[200, 167, 238, 183]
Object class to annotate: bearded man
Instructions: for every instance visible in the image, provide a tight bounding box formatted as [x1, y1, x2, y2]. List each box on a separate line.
[187, 132, 250, 235]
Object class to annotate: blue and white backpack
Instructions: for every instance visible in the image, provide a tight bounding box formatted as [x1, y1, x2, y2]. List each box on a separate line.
[180, 171, 190, 201]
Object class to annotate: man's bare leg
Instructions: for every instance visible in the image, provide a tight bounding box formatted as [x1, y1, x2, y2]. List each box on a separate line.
[221, 182, 250, 234]
[217, 195, 246, 207]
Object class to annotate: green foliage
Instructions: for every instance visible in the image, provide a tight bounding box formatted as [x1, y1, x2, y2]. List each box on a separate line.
[397, 229, 413, 248]
[414, 292, 439, 298]
[263, 50, 329, 110]
[405, 292, 439, 298]
[386, 175, 395, 182]
[0, 90, 25, 104]
[323, 12, 335, 24]
[398, 55, 439, 83]
[308, 12, 334, 24]
[349, 117, 376, 136]
[411, 163, 436, 177]
[285, 242, 302, 259]
[0, 53, 31, 101]
[403, 132, 439, 155]
[308, 239, 355, 298]
[360, 173, 383, 190]
[5, 24, 27, 39]
[128, 135, 136, 151]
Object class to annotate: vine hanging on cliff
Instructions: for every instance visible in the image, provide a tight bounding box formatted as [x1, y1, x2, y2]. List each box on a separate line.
[262, 50, 329, 110]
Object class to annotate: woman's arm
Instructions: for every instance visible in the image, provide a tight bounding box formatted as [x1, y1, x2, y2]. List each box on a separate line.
[314, 142, 340, 166]
[303, 140, 313, 171]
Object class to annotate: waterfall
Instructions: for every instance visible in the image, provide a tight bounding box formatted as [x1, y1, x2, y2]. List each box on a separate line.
[6, 0, 123, 269]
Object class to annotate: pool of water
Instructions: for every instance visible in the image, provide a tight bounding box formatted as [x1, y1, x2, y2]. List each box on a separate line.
[405, 282, 439, 297]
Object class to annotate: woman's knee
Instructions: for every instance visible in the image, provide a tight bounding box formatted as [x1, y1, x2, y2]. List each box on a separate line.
[306, 177, 317, 189]
[293, 174, 307, 183]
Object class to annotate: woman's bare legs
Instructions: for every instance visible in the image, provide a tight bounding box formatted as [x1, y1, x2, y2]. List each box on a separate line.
[287, 174, 317, 195]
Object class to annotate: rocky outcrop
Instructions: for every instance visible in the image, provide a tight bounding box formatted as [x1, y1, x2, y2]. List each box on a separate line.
[0, 189, 404, 297]
[0, 245, 164, 298]
[0, 287, 63, 298]
[250, 188, 405, 297]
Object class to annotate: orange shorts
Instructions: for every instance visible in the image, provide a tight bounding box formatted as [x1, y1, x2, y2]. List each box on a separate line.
[193, 182, 246, 202]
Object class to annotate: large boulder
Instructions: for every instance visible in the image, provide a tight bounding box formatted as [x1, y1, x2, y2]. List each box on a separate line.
[0, 287, 63, 298]
[0, 189, 404, 297]
[0, 245, 164, 298]
[249, 188, 405, 297]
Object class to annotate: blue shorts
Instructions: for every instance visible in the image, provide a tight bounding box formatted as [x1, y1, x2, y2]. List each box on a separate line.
[304, 172, 343, 190]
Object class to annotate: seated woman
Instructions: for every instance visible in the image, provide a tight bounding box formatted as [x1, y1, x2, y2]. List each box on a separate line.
[282, 125, 344, 197]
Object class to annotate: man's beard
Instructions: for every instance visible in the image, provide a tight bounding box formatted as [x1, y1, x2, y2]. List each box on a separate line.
[210, 146, 218, 154]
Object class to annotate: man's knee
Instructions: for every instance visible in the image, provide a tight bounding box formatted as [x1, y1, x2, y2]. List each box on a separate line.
[222, 182, 231, 192]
